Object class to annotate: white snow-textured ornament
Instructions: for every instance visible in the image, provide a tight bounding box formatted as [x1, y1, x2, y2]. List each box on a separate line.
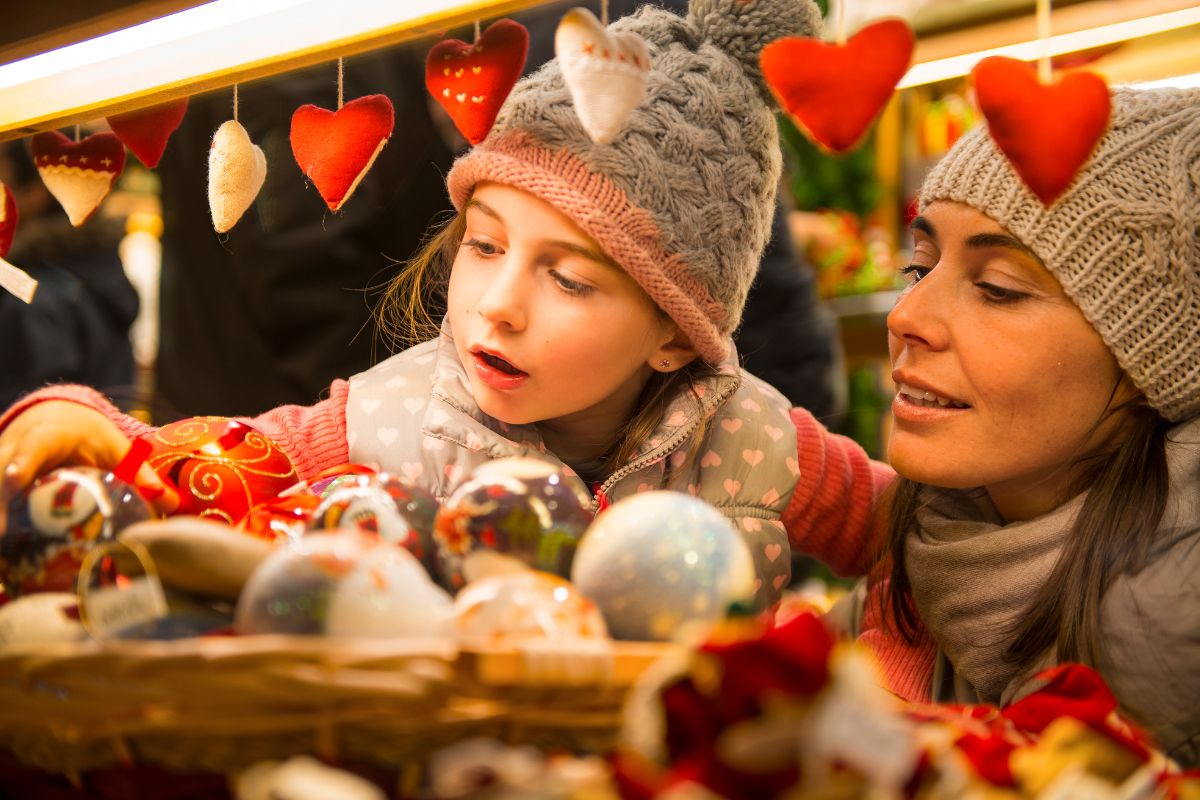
[208, 120, 266, 233]
[555, 7, 650, 145]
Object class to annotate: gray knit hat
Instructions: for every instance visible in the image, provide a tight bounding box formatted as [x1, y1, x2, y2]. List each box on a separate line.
[920, 87, 1200, 421]
[447, 0, 822, 365]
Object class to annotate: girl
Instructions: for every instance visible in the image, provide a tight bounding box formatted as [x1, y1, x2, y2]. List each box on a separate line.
[854, 86, 1199, 765]
[0, 0, 890, 612]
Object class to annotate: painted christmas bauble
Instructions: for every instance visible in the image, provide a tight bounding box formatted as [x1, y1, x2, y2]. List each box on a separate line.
[454, 570, 608, 644]
[308, 473, 440, 580]
[571, 491, 755, 641]
[433, 458, 593, 593]
[326, 543, 452, 638]
[1, 467, 152, 597]
[142, 417, 299, 526]
[238, 493, 321, 543]
[0, 592, 87, 646]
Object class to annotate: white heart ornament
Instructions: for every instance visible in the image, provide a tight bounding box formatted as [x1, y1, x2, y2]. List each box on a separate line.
[555, 7, 650, 145]
[208, 120, 266, 233]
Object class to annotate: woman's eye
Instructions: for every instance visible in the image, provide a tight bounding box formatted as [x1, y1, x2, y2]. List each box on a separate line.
[975, 282, 1025, 304]
[899, 265, 931, 284]
[550, 268, 592, 297]
[463, 238, 500, 256]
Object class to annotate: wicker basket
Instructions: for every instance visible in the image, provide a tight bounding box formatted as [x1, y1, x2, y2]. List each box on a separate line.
[0, 636, 678, 779]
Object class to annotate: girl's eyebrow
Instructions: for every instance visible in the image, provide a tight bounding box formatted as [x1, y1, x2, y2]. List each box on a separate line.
[465, 198, 616, 269]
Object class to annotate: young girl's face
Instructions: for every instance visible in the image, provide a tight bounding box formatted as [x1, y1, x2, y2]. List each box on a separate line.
[446, 182, 679, 441]
[887, 201, 1132, 522]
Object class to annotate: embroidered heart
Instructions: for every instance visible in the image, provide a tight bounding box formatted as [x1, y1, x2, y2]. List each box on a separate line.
[785, 457, 800, 477]
[445, 464, 464, 484]
[740, 398, 761, 413]
[687, 484, 698, 496]
[208, 119, 266, 234]
[426, 19, 529, 145]
[764, 424, 783, 441]
[400, 462, 424, 482]
[773, 574, 788, 591]
[31, 131, 126, 226]
[764, 543, 783, 562]
[670, 450, 687, 468]
[556, 7, 651, 145]
[972, 56, 1111, 206]
[762, 488, 780, 505]
[384, 375, 407, 390]
[346, 430, 358, 450]
[423, 438, 446, 452]
[761, 19, 914, 154]
[700, 451, 722, 468]
[107, 98, 188, 168]
[465, 432, 484, 451]
[360, 397, 382, 415]
[404, 398, 426, 415]
[290, 93, 395, 212]
[742, 449, 765, 467]
[743, 516, 762, 532]
[377, 427, 399, 446]
[0, 180, 16, 258]
[723, 478, 742, 497]
[720, 418, 743, 434]
[753, 578, 763, 594]
[637, 483, 654, 493]
[666, 411, 687, 427]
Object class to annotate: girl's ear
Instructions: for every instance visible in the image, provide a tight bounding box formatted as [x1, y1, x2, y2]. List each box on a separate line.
[649, 326, 699, 372]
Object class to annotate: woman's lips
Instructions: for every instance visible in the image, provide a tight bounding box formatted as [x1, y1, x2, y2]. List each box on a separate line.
[892, 391, 970, 422]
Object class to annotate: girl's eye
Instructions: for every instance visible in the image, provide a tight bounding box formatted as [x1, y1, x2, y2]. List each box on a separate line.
[899, 265, 931, 284]
[463, 238, 500, 257]
[975, 281, 1026, 304]
[550, 268, 593, 297]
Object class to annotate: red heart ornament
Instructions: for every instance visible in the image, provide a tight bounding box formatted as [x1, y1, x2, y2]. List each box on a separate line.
[972, 56, 1111, 206]
[290, 94, 395, 212]
[107, 98, 189, 168]
[0, 180, 17, 258]
[426, 19, 529, 145]
[761, 19, 914, 154]
[31, 130, 126, 226]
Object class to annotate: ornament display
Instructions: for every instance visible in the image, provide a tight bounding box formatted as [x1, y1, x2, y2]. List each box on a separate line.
[761, 19, 914, 154]
[555, 8, 650, 145]
[454, 570, 608, 644]
[142, 417, 299, 526]
[237, 493, 321, 543]
[0, 467, 153, 597]
[235, 530, 451, 637]
[309, 473, 440, 580]
[208, 119, 266, 233]
[106, 98, 189, 168]
[972, 56, 1111, 205]
[290, 93, 394, 212]
[433, 457, 593, 593]
[426, 18, 530, 145]
[31, 130, 126, 226]
[0, 179, 16, 257]
[0, 592, 87, 647]
[570, 491, 754, 641]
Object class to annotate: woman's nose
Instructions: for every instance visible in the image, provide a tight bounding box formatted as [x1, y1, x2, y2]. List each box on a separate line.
[887, 272, 950, 351]
[475, 258, 528, 330]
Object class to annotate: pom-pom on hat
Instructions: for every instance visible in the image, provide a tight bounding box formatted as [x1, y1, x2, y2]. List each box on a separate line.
[920, 87, 1200, 422]
[447, 0, 822, 365]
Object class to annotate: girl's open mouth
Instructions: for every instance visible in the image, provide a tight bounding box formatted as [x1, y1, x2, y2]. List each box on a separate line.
[479, 351, 525, 376]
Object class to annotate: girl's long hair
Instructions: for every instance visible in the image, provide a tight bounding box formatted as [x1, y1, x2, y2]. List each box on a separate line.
[374, 211, 722, 476]
[879, 390, 1172, 669]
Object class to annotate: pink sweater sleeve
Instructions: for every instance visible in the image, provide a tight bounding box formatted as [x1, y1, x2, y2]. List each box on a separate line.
[0, 382, 352, 482]
[781, 406, 896, 577]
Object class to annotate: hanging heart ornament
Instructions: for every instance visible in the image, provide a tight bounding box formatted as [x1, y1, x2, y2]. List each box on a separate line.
[760, 18, 914, 154]
[290, 93, 394, 212]
[208, 120, 267, 233]
[426, 19, 529, 146]
[107, 98, 189, 168]
[31, 131, 126, 227]
[556, 7, 651, 146]
[972, 56, 1111, 206]
[0, 180, 16, 258]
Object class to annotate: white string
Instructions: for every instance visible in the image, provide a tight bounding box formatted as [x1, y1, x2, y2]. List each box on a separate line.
[74, 124, 80, 142]
[474, 19, 481, 42]
[233, 84, 239, 122]
[337, 57, 344, 109]
[601, 0, 608, 26]
[835, 0, 847, 45]
[1037, 0, 1052, 83]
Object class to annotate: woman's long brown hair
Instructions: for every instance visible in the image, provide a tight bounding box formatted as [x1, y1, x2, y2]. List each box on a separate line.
[879, 393, 1172, 669]
[373, 211, 722, 477]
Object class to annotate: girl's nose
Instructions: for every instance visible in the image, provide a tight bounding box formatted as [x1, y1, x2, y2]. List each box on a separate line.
[475, 257, 528, 331]
[887, 272, 950, 352]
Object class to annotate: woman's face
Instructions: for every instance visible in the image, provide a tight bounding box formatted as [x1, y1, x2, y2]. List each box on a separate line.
[446, 182, 682, 452]
[887, 201, 1133, 521]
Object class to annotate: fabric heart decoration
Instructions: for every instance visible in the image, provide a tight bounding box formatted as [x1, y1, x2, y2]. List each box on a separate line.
[556, 8, 651, 145]
[760, 19, 914, 154]
[31, 130, 126, 227]
[208, 119, 267, 233]
[972, 56, 1111, 206]
[0, 181, 36, 304]
[0, 180, 16, 258]
[290, 94, 394, 212]
[107, 98, 189, 168]
[426, 19, 529, 146]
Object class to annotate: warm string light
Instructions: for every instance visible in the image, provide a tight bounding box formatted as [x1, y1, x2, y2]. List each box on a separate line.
[1037, 0, 1052, 83]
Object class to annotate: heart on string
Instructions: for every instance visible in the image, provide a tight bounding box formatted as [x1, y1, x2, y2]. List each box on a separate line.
[0, 180, 16, 258]
[208, 119, 267, 233]
[290, 94, 394, 212]
[31, 130, 126, 227]
[426, 19, 529, 146]
[556, 7, 651, 145]
[972, 56, 1111, 206]
[107, 98, 189, 168]
[760, 18, 914, 154]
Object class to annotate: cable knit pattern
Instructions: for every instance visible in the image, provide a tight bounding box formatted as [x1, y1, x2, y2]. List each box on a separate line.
[446, 0, 820, 364]
[921, 87, 1200, 421]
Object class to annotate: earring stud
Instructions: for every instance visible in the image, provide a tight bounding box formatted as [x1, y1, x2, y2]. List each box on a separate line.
[660, 359, 671, 369]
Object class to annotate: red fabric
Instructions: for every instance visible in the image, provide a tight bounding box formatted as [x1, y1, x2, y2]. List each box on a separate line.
[425, 19, 529, 145]
[0, 181, 17, 258]
[760, 19, 914, 154]
[30, 131, 126, 226]
[972, 57, 1111, 205]
[289, 94, 395, 212]
[106, 99, 189, 169]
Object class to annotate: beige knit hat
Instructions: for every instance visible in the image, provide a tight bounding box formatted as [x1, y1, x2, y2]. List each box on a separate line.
[920, 87, 1200, 421]
[446, 0, 821, 365]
